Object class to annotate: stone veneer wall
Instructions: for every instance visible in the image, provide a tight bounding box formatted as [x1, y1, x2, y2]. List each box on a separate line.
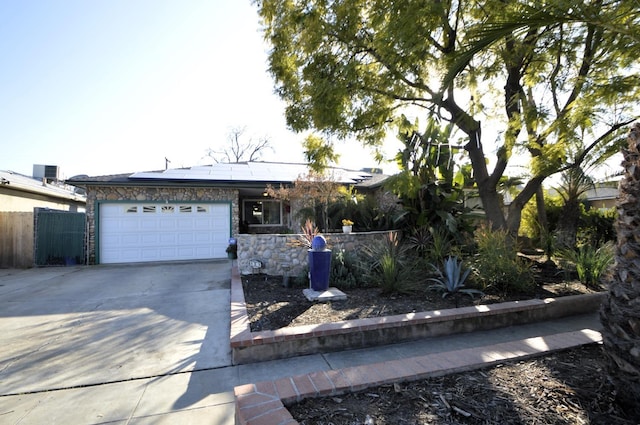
[235, 230, 398, 276]
[85, 185, 239, 264]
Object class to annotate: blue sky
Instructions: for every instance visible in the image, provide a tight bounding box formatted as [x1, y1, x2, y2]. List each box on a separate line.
[1, 1, 392, 179]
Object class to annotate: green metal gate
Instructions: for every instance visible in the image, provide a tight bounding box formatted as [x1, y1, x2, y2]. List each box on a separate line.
[34, 209, 85, 266]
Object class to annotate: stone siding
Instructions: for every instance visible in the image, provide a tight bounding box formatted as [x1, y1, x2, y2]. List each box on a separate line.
[235, 230, 397, 276]
[85, 185, 239, 264]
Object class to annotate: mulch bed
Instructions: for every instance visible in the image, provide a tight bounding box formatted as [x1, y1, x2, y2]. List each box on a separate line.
[288, 344, 639, 424]
[239, 263, 640, 424]
[241, 272, 598, 332]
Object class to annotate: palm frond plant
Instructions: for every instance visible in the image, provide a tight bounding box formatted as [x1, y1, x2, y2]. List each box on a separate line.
[428, 256, 484, 304]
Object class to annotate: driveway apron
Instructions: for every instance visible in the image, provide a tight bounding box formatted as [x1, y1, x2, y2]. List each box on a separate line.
[0, 261, 232, 396]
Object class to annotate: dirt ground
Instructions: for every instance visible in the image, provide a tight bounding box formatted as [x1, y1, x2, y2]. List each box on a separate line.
[241, 273, 598, 332]
[240, 268, 638, 424]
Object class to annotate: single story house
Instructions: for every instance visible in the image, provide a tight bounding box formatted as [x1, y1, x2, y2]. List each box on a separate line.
[0, 167, 86, 268]
[68, 162, 388, 265]
[0, 168, 86, 213]
[583, 181, 619, 210]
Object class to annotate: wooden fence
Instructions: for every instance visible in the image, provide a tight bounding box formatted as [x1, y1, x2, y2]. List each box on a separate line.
[0, 212, 34, 268]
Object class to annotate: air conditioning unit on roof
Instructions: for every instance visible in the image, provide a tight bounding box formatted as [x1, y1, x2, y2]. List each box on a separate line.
[33, 164, 60, 182]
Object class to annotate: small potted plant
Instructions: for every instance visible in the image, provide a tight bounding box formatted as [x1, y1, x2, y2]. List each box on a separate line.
[342, 219, 353, 234]
[226, 241, 238, 259]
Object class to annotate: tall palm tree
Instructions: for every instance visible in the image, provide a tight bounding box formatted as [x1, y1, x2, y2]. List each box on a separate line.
[600, 123, 640, 415]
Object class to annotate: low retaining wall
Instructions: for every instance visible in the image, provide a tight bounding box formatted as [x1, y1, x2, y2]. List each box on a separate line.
[235, 230, 396, 276]
[230, 265, 605, 365]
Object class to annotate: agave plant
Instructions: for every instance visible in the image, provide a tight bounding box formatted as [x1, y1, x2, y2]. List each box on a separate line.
[428, 256, 483, 299]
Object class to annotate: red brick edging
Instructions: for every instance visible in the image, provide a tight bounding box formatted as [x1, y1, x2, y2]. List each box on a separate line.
[234, 329, 603, 424]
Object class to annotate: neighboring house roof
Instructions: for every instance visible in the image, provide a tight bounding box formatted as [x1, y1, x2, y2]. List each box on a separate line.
[0, 170, 86, 203]
[584, 182, 619, 202]
[68, 161, 389, 188]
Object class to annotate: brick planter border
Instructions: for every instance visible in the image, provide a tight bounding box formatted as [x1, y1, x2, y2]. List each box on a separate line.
[230, 265, 605, 365]
[234, 329, 603, 424]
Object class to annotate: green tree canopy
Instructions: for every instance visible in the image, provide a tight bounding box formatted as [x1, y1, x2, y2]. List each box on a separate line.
[255, 0, 639, 233]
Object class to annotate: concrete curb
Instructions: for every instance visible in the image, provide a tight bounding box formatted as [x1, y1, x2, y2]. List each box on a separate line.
[234, 329, 603, 425]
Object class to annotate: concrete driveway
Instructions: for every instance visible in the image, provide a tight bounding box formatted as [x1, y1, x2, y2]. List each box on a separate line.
[0, 261, 234, 423]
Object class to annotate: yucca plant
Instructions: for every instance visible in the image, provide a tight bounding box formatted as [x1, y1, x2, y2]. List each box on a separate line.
[428, 256, 483, 300]
[359, 232, 418, 294]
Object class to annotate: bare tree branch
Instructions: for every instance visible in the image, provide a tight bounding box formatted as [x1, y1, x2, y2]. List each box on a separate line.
[205, 126, 273, 163]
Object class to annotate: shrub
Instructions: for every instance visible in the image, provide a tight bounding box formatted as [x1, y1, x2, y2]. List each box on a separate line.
[577, 206, 616, 246]
[473, 225, 534, 295]
[429, 226, 456, 263]
[330, 248, 362, 289]
[407, 225, 457, 264]
[359, 232, 419, 294]
[559, 242, 615, 289]
[519, 194, 563, 240]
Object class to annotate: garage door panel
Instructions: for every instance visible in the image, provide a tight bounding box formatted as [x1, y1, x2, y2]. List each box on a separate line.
[140, 234, 159, 244]
[140, 220, 158, 230]
[194, 233, 212, 243]
[99, 203, 230, 264]
[159, 218, 178, 230]
[124, 234, 143, 244]
[159, 233, 176, 243]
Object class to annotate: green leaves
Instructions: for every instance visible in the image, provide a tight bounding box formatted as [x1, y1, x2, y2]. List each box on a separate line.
[428, 256, 483, 299]
[256, 0, 640, 235]
[303, 134, 340, 173]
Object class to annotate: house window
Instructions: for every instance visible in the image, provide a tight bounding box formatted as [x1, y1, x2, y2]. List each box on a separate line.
[243, 199, 282, 226]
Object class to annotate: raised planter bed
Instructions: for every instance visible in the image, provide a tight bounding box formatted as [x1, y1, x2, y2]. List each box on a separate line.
[230, 265, 605, 365]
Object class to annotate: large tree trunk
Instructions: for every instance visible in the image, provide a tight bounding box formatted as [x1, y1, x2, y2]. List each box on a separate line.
[463, 128, 507, 230]
[600, 123, 640, 415]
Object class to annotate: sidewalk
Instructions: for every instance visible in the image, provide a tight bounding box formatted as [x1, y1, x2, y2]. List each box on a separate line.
[0, 312, 602, 424]
[235, 313, 603, 425]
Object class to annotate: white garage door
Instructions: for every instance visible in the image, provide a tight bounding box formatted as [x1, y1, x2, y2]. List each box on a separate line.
[99, 202, 230, 264]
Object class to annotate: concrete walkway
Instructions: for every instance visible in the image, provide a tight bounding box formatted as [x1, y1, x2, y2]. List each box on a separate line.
[0, 263, 603, 424]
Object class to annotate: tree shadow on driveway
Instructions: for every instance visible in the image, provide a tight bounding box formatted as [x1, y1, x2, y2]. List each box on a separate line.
[0, 261, 232, 397]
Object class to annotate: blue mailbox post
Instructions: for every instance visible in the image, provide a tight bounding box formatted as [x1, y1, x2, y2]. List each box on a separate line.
[308, 235, 331, 291]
